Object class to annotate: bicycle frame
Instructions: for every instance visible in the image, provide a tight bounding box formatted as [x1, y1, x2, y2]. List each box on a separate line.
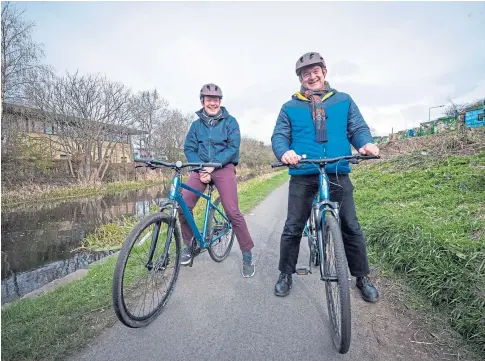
[303, 167, 340, 236]
[314, 168, 341, 226]
[302, 167, 341, 277]
[165, 171, 231, 249]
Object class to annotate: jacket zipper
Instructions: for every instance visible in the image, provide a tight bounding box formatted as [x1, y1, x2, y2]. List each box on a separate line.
[208, 125, 212, 161]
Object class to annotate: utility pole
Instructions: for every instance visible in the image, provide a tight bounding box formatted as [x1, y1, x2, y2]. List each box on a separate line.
[429, 104, 445, 122]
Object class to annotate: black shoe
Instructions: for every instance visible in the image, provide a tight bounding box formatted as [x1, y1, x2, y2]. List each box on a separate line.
[274, 273, 292, 297]
[356, 276, 379, 303]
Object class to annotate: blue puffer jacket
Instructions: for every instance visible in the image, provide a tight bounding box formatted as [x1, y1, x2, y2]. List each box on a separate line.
[184, 107, 240, 166]
[271, 89, 373, 176]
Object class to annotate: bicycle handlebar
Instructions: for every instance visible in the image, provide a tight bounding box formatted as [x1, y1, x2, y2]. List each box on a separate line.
[134, 157, 222, 170]
[270, 154, 380, 168]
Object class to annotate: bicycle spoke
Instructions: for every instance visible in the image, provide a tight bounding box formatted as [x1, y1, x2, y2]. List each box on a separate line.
[119, 219, 179, 321]
[208, 198, 235, 262]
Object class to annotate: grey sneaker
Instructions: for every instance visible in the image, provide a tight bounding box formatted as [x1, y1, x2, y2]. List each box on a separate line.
[242, 259, 255, 278]
[180, 247, 192, 266]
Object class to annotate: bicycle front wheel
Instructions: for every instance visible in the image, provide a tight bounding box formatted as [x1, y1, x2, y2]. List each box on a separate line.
[207, 197, 235, 262]
[112, 212, 181, 328]
[319, 213, 351, 354]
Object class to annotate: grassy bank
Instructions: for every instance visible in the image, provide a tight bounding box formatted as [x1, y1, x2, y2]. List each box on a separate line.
[1, 178, 168, 208]
[1, 170, 288, 361]
[352, 151, 485, 355]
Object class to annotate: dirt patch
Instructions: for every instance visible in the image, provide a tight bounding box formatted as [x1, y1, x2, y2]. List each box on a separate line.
[351, 267, 481, 360]
[378, 129, 485, 161]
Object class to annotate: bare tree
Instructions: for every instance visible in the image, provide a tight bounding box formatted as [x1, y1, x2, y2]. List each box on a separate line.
[25, 71, 134, 183]
[130, 89, 169, 157]
[1, 2, 51, 104]
[444, 98, 485, 117]
[239, 136, 274, 171]
[153, 109, 193, 161]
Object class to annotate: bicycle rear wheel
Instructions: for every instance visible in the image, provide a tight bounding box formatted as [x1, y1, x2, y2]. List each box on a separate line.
[318, 213, 351, 354]
[112, 212, 181, 328]
[207, 196, 235, 262]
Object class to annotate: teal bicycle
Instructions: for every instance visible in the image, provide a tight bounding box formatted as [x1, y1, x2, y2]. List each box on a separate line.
[271, 154, 378, 354]
[112, 158, 235, 328]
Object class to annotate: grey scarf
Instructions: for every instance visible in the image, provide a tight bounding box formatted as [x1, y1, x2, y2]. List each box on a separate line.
[200, 109, 223, 126]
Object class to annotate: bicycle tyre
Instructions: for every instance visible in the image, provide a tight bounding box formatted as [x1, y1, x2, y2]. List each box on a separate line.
[112, 212, 181, 328]
[319, 213, 351, 354]
[207, 197, 235, 262]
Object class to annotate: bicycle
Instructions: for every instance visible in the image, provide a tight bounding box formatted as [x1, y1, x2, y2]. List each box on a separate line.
[271, 154, 378, 354]
[112, 158, 235, 328]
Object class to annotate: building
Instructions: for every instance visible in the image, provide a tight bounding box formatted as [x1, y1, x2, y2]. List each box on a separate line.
[464, 104, 485, 128]
[1, 102, 147, 163]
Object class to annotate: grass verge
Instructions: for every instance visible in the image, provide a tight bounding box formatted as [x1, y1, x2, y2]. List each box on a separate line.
[1, 170, 288, 361]
[352, 151, 485, 356]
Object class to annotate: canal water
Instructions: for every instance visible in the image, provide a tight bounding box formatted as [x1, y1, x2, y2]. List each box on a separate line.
[1, 184, 167, 305]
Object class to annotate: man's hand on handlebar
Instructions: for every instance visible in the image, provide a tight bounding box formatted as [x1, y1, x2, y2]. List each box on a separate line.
[281, 150, 301, 165]
[358, 143, 380, 157]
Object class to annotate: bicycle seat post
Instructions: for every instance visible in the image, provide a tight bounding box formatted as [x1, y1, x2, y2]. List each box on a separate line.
[207, 183, 215, 196]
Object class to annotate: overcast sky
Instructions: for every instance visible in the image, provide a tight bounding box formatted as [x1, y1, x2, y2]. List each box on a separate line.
[20, 1, 485, 142]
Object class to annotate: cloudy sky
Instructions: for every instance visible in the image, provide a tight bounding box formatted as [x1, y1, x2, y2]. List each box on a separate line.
[21, 1, 485, 142]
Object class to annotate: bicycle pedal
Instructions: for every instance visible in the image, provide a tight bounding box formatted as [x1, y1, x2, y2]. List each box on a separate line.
[296, 268, 310, 275]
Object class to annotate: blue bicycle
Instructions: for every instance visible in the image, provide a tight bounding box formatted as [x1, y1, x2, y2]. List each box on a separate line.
[271, 154, 378, 354]
[112, 158, 235, 328]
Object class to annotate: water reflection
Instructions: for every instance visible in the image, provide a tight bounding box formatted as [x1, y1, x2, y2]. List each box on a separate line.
[1, 185, 167, 305]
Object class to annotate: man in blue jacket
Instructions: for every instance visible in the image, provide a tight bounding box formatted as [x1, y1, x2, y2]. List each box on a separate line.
[271, 52, 380, 302]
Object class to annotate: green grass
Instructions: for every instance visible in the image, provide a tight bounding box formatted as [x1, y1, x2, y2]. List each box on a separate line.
[0, 170, 288, 361]
[1, 257, 118, 361]
[352, 151, 485, 355]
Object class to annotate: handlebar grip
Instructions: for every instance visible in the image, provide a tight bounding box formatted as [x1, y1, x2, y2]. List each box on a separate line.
[359, 155, 380, 161]
[270, 162, 286, 168]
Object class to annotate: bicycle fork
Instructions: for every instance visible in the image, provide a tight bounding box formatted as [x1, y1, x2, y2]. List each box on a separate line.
[146, 209, 178, 271]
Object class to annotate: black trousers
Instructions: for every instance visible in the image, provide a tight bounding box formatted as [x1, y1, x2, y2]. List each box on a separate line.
[279, 173, 370, 277]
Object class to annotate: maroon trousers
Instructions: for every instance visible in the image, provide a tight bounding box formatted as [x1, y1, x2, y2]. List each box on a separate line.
[177, 164, 254, 252]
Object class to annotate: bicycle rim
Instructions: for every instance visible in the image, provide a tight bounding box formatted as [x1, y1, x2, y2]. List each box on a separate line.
[112, 213, 181, 328]
[208, 197, 235, 262]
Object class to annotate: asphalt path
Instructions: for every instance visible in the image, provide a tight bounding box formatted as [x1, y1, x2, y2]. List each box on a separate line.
[71, 182, 451, 361]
